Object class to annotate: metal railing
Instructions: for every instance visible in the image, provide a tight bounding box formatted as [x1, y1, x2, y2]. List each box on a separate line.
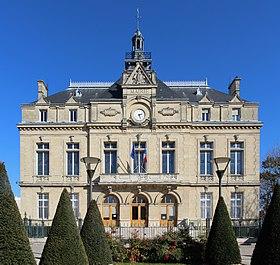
[23, 217, 260, 239]
[125, 51, 152, 60]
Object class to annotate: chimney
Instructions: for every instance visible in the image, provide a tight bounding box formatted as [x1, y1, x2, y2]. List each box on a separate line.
[37, 80, 48, 99]
[228, 76, 241, 96]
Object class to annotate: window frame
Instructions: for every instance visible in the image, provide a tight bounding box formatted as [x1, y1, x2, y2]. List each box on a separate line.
[230, 192, 244, 219]
[230, 142, 244, 176]
[200, 142, 213, 176]
[38, 193, 49, 220]
[69, 109, 78, 122]
[66, 143, 80, 176]
[132, 142, 147, 174]
[232, 108, 241, 121]
[104, 142, 118, 174]
[162, 141, 175, 174]
[202, 108, 210, 121]
[200, 192, 212, 219]
[39, 109, 48, 122]
[36, 143, 49, 176]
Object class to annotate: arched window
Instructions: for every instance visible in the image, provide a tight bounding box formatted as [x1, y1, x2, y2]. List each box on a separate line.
[102, 195, 119, 227]
[160, 194, 178, 227]
[131, 194, 148, 227]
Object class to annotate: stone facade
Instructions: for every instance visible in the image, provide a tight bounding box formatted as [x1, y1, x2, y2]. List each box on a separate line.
[18, 29, 262, 228]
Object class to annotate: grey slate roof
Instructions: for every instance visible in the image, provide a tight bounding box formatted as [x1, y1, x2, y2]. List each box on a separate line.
[40, 78, 248, 105]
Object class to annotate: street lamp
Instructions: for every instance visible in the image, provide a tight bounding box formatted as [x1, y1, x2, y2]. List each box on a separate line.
[80, 156, 101, 206]
[214, 157, 231, 198]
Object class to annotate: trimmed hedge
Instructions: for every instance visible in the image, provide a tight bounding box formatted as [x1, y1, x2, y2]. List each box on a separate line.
[0, 162, 36, 265]
[81, 200, 113, 265]
[251, 184, 280, 265]
[39, 188, 88, 265]
[205, 196, 241, 265]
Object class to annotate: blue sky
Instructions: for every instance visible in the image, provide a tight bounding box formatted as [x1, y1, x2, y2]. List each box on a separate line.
[0, 1, 279, 196]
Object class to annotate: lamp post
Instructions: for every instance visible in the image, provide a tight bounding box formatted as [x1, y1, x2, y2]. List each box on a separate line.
[214, 157, 231, 198]
[81, 156, 101, 207]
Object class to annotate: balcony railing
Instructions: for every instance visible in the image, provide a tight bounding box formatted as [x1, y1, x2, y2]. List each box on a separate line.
[125, 51, 152, 60]
[98, 173, 180, 184]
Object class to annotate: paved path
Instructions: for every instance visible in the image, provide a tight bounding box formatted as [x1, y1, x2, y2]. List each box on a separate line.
[30, 237, 256, 264]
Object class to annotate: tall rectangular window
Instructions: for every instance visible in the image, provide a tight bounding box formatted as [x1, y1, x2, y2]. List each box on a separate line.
[232, 108, 241, 121]
[231, 192, 243, 219]
[202, 108, 210, 121]
[39, 109, 48, 122]
[132, 142, 147, 174]
[67, 143, 79, 176]
[200, 193, 212, 219]
[230, 142, 244, 175]
[162, 141, 175, 174]
[69, 109, 77, 122]
[70, 193, 79, 218]
[200, 142, 213, 176]
[37, 143, 49, 175]
[38, 193, 49, 219]
[104, 142, 117, 174]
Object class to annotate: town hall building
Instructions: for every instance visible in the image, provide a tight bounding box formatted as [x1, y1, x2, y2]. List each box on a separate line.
[18, 28, 262, 230]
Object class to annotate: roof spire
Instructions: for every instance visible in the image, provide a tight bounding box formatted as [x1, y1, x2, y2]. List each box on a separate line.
[136, 8, 141, 30]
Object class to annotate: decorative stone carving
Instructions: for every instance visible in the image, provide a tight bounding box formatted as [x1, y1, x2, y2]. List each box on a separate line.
[100, 107, 120, 117]
[158, 107, 179, 116]
[132, 69, 148, 84]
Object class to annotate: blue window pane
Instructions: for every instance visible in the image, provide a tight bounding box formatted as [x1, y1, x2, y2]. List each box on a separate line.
[111, 151, 117, 173]
[74, 152, 79, 175]
[207, 152, 212, 175]
[162, 151, 167, 173]
[105, 152, 110, 174]
[169, 151, 175, 173]
[38, 153, 43, 175]
[200, 152, 205, 175]
[67, 152, 72, 175]
[44, 152, 49, 175]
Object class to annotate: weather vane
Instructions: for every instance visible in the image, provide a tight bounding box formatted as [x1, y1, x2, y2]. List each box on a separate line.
[136, 8, 141, 30]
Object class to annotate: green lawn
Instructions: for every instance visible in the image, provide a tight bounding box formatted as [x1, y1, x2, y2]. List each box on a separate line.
[116, 263, 185, 265]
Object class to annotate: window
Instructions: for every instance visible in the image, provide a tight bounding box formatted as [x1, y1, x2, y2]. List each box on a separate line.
[38, 193, 49, 219]
[200, 142, 213, 176]
[37, 143, 49, 175]
[70, 193, 79, 218]
[39, 109, 48, 122]
[104, 142, 117, 174]
[162, 142, 175, 174]
[67, 143, 79, 176]
[69, 109, 77, 122]
[131, 142, 147, 174]
[232, 108, 241, 121]
[230, 142, 244, 175]
[200, 193, 212, 219]
[202, 108, 210, 121]
[231, 192, 243, 219]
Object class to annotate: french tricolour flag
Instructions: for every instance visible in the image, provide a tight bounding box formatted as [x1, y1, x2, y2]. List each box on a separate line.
[143, 147, 147, 163]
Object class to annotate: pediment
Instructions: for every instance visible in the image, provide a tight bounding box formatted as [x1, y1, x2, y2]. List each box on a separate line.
[65, 95, 78, 104]
[229, 94, 243, 103]
[36, 96, 49, 105]
[123, 63, 153, 86]
[198, 93, 212, 103]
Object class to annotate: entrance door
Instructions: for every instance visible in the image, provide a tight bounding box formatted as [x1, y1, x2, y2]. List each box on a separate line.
[131, 195, 148, 227]
[160, 194, 177, 227]
[102, 195, 119, 227]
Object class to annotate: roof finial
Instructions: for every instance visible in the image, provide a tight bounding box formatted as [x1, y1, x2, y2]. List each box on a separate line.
[136, 8, 141, 30]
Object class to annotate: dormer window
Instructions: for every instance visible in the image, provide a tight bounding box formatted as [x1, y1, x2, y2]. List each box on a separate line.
[69, 109, 77, 122]
[232, 108, 241, 121]
[202, 108, 210, 121]
[39, 109, 47, 122]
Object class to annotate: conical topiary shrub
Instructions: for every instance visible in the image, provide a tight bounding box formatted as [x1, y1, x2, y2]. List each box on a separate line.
[39, 188, 88, 265]
[0, 162, 36, 265]
[205, 196, 241, 265]
[80, 200, 113, 265]
[251, 184, 280, 265]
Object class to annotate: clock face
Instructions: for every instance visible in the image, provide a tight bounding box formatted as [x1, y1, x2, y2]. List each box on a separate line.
[132, 109, 146, 123]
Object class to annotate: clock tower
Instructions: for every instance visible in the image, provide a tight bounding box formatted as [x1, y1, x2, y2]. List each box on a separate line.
[121, 28, 157, 128]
